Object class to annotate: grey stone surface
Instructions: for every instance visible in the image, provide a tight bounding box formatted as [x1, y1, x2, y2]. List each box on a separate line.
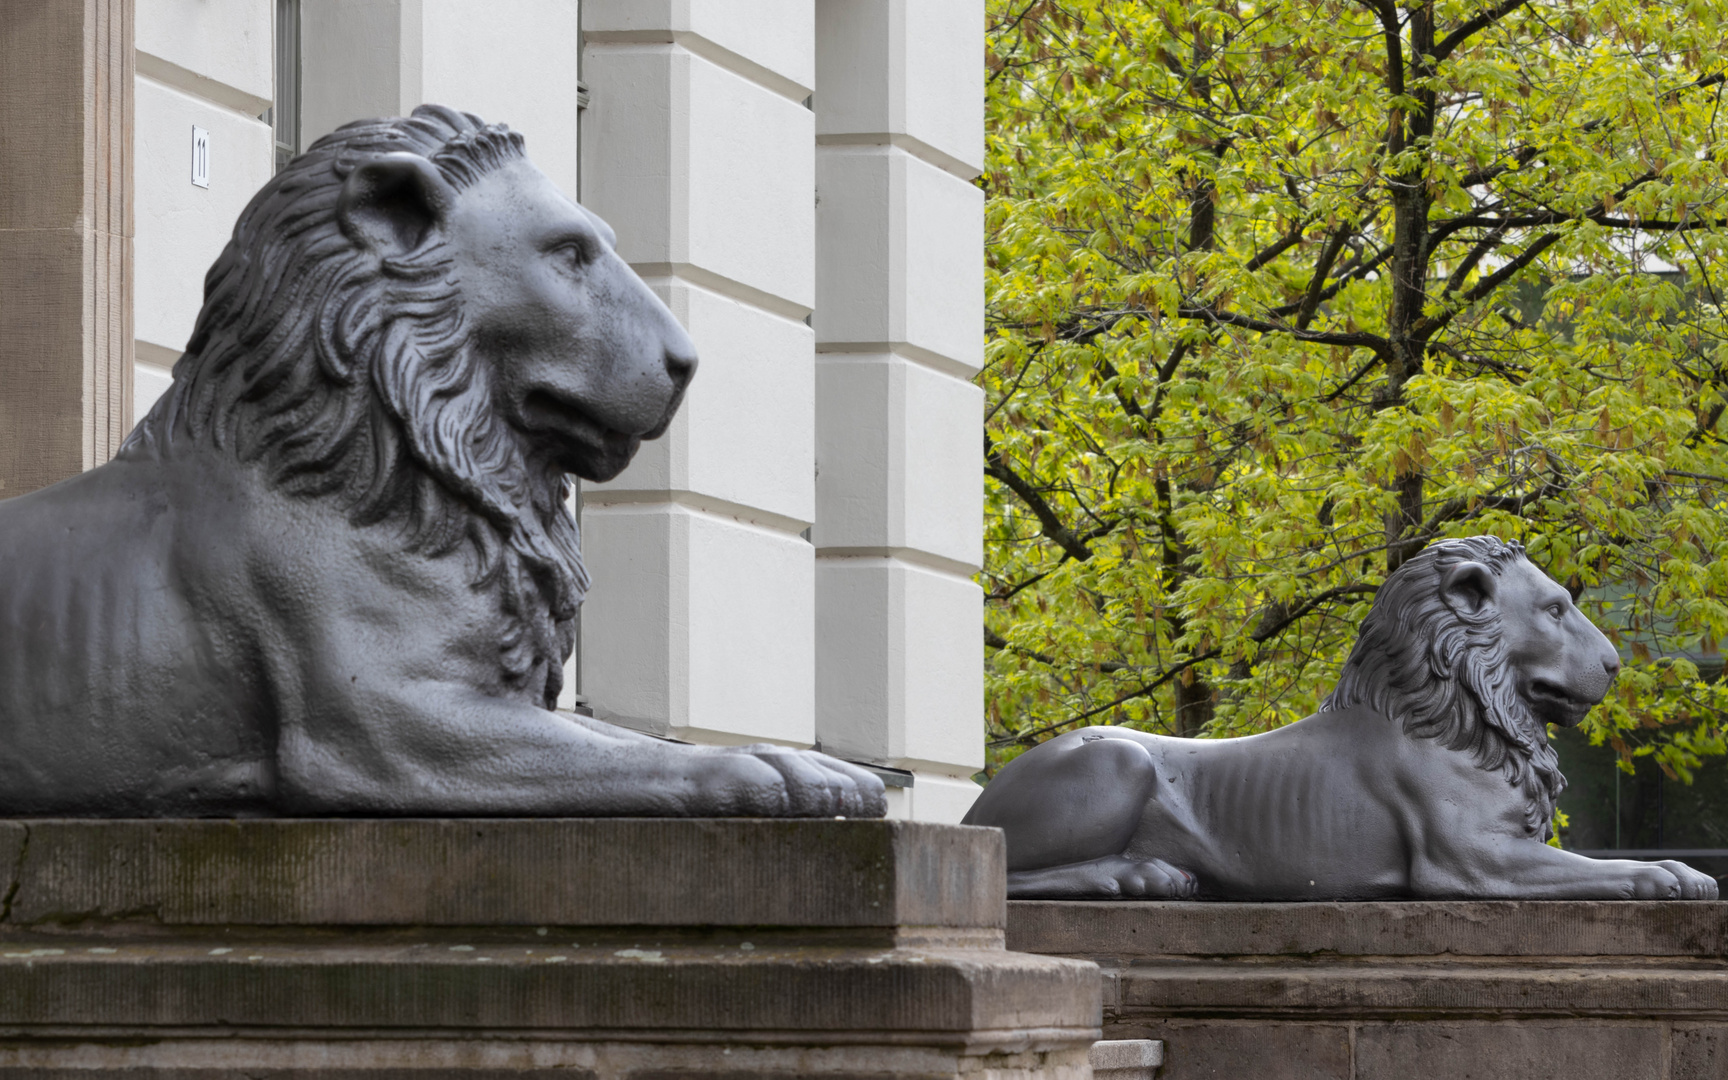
[0, 105, 881, 820]
[1353, 1021, 1662, 1080]
[1673, 1024, 1728, 1080]
[966, 538, 1716, 901]
[5, 819, 1001, 929]
[1108, 1022, 1351, 1080]
[0, 820, 1099, 1079]
[1008, 899, 1728, 957]
[0, 0, 134, 498]
[1089, 1038, 1163, 1079]
[1013, 899, 1728, 1078]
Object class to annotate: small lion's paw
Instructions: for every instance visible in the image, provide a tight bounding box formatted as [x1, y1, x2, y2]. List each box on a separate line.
[1657, 860, 1720, 900]
[1624, 862, 1683, 900]
[1098, 855, 1199, 899]
[749, 745, 888, 818]
[687, 745, 886, 818]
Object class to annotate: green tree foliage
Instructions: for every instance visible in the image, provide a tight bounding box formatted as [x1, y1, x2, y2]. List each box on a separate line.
[982, 0, 1728, 781]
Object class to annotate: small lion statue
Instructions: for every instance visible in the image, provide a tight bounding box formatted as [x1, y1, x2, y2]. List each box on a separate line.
[966, 536, 1717, 900]
[0, 106, 883, 818]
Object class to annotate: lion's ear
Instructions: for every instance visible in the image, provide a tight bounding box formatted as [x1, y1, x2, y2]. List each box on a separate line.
[337, 153, 454, 256]
[1439, 561, 1498, 617]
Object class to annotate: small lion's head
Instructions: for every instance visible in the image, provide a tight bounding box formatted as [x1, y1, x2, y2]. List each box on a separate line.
[126, 105, 697, 705]
[1322, 536, 1622, 834]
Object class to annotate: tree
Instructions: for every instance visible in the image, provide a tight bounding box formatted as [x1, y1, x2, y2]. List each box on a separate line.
[982, 0, 1728, 784]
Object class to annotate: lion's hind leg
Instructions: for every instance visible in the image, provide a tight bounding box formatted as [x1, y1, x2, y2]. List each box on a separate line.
[1007, 854, 1198, 900]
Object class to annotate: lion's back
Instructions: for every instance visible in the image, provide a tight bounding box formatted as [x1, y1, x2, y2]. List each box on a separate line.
[0, 456, 271, 813]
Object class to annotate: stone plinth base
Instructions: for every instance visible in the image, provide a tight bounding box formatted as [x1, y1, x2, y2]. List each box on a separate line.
[0, 820, 1100, 1078]
[1009, 899, 1728, 1080]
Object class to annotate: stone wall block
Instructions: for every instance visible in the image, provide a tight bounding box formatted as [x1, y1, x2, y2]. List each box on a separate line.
[135, 0, 272, 111]
[0, 820, 1101, 1076]
[1674, 1024, 1728, 1080]
[419, 0, 581, 199]
[1353, 1021, 1662, 1080]
[815, 354, 982, 564]
[4, 819, 1005, 929]
[1006, 899, 1728, 958]
[0, 0, 134, 497]
[584, 0, 815, 95]
[300, 2, 582, 198]
[133, 76, 272, 356]
[581, 504, 813, 746]
[814, 146, 984, 372]
[581, 46, 814, 312]
[1107, 1020, 1349, 1080]
[814, 0, 984, 176]
[815, 558, 983, 775]
[594, 280, 815, 525]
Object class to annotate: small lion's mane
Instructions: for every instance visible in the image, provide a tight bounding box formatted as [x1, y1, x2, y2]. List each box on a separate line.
[1321, 536, 1564, 836]
[123, 105, 581, 706]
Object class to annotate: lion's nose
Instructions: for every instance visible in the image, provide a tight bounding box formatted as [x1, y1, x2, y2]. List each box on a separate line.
[1602, 652, 1622, 680]
[664, 335, 697, 390]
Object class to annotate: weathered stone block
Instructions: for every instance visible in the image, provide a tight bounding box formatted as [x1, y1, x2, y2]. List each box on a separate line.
[1674, 1023, 1728, 1080]
[0, 821, 1098, 1079]
[1010, 899, 1728, 1079]
[1354, 1021, 1662, 1080]
[1106, 1021, 1349, 1080]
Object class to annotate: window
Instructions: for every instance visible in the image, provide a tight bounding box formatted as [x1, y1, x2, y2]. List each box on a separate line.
[272, 0, 300, 172]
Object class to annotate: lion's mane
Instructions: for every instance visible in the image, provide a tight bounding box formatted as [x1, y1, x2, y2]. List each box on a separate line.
[1320, 536, 1564, 836]
[122, 105, 581, 707]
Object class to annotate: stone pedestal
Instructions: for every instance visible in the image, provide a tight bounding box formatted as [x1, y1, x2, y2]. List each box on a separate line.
[0, 820, 1099, 1078]
[1009, 899, 1728, 1080]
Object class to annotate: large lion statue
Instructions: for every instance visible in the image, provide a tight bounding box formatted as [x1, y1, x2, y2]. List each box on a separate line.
[965, 536, 1717, 900]
[0, 106, 883, 818]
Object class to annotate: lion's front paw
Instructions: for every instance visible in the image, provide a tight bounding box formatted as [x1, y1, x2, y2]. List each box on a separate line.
[1656, 860, 1720, 900]
[1098, 855, 1199, 899]
[1624, 862, 1683, 899]
[686, 745, 887, 818]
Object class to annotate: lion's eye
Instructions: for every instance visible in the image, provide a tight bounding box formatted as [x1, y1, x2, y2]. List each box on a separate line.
[551, 239, 595, 270]
[1546, 603, 1565, 620]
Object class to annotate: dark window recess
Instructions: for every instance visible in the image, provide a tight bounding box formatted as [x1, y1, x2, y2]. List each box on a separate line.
[269, 0, 300, 172]
[1554, 723, 1728, 881]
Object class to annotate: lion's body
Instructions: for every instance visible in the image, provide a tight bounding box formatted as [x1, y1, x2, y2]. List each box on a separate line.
[973, 713, 1500, 901]
[967, 538, 1718, 900]
[0, 448, 564, 814]
[0, 106, 883, 819]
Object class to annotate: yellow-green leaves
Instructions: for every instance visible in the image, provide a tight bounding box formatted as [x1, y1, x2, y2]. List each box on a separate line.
[982, 0, 1728, 774]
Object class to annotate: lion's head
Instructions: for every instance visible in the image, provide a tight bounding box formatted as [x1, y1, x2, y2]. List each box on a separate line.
[122, 105, 696, 707]
[1321, 536, 1622, 835]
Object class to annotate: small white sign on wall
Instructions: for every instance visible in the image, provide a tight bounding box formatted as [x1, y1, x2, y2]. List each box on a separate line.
[191, 126, 210, 189]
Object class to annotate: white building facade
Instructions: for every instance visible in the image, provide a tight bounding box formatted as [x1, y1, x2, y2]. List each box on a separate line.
[0, 0, 985, 823]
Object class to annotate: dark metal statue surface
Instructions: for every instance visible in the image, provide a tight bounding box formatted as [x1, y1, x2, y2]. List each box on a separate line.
[0, 106, 883, 818]
[966, 537, 1717, 900]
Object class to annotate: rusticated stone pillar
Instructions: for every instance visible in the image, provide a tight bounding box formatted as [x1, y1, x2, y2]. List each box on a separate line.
[0, 0, 135, 499]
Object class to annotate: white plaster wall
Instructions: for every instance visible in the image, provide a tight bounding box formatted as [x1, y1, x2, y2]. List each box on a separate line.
[580, 503, 814, 748]
[815, 0, 985, 177]
[580, 45, 814, 311]
[814, 558, 983, 772]
[300, 1, 580, 199]
[137, 0, 273, 113]
[814, 355, 981, 567]
[816, 146, 984, 372]
[579, 4, 819, 747]
[584, 0, 814, 97]
[420, 0, 581, 199]
[612, 280, 815, 525]
[133, 1, 274, 423]
[813, 0, 986, 822]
